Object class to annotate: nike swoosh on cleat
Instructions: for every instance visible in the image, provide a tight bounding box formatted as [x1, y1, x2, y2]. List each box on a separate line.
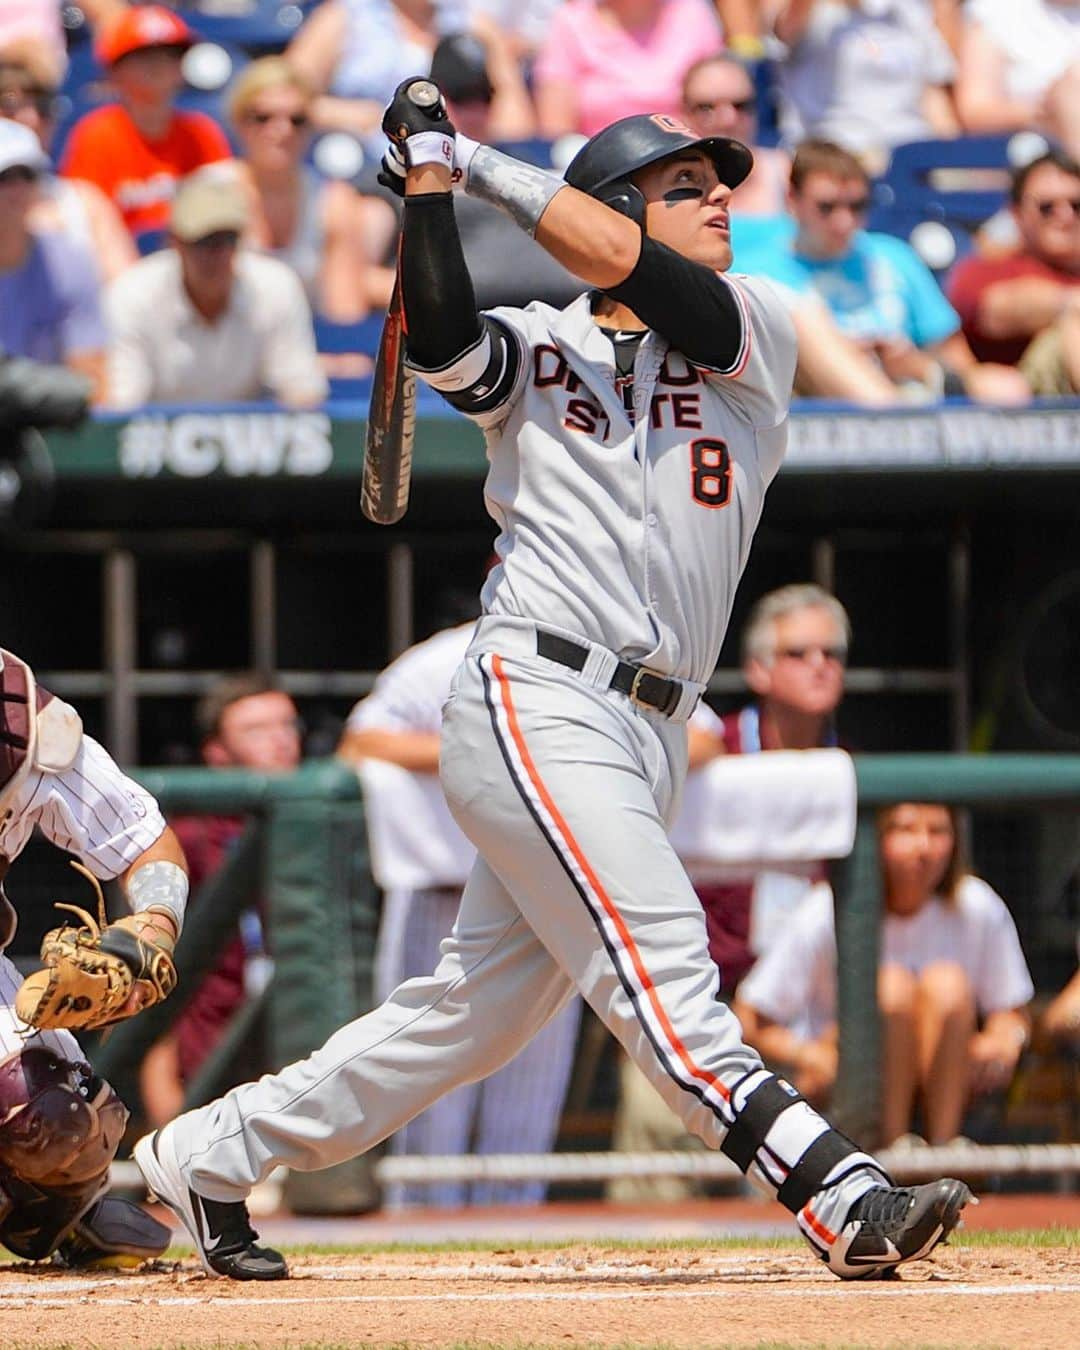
[190, 1191, 224, 1253]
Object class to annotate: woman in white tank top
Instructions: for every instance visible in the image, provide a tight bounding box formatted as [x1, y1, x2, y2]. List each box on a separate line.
[229, 57, 395, 321]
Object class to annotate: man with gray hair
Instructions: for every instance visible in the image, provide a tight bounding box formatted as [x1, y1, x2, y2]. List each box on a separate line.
[689, 581, 851, 986]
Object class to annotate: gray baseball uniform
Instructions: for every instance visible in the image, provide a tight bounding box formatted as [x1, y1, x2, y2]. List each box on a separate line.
[347, 622, 581, 1207]
[168, 265, 889, 1252]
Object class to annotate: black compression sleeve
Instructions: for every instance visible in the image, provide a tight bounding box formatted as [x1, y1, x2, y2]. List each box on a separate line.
[605, 236, 746, 371]
[400, 192, 483, 370]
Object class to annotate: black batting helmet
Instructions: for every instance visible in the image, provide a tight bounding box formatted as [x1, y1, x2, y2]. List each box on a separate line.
[564, 114, 753, 226]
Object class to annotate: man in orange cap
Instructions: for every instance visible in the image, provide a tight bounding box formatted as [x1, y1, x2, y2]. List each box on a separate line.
[60, 5, 231, 240]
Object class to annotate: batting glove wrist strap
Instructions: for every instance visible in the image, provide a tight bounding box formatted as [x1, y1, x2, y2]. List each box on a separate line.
[403, 131, 456, 172]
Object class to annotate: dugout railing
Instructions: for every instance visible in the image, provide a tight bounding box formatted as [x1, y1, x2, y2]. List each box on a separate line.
[97, 753, 1080, 1201]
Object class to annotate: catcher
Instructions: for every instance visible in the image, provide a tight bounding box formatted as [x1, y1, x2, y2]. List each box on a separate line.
[0, 645, 185, 1267]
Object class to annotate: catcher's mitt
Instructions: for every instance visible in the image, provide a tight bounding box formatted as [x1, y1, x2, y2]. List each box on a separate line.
[15, 863, 177, 1032]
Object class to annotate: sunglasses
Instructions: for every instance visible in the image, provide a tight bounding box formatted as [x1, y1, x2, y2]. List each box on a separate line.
[1026, 196, 1080, 219]
[189, 229, 241, 250]
[775, 645, 847, 663]
[808, 196, 870, 217]
[246, 110, 309, 129]
[0, 164, 38, 185]
[688, 97, 757, 116]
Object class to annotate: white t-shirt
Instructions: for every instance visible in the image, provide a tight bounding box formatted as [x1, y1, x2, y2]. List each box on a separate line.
[105, 249, 328, 409]
[738, 874, 1035, 1041]
[966, 0, 1080, 101]
[346, 623, 475, 736]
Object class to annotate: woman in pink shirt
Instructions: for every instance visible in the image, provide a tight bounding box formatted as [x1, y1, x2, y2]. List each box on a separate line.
[534, 0, 723, 138]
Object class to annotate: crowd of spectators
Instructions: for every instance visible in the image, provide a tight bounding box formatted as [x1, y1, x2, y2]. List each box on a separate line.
[2, 1, 1080, 411]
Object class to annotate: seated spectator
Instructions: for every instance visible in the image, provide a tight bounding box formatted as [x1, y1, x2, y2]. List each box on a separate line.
[534, 0, 722, 139]
[0, 120, 106, 399]
[956, 0, 1080, 165]
[427, 33, 579, 308]
[771, 0, 958, 169]
[689, 584, 852, 984]
[287, 0, 441, 149]
[0, 38, 136, 282]
[229, 56, 394, 322]
[735, 140, 1031, 404]
[140, 677, 302, 1127]
[104, 170, 328, 408]
[947, 150, 1080, 395]
[734, 802, 1035, 1143]
[60, 6, 231, 241]
[681, 52, 789, 216]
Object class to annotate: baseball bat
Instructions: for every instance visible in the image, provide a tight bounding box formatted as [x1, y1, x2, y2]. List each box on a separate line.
[361, 79, 443, 526]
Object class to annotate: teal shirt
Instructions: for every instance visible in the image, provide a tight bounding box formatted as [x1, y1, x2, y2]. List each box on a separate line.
[731, 216, 960, 349]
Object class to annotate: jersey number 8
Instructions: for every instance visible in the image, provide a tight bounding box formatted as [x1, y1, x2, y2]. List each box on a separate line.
[690, 438, 732, 509]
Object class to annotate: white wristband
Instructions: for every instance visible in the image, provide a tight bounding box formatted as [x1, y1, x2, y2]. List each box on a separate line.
[404, 130, 455, 172]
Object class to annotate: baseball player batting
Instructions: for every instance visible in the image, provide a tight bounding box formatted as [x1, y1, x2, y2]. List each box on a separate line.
[0, 646, 186, 1268]
[135, 85, 971, 1282]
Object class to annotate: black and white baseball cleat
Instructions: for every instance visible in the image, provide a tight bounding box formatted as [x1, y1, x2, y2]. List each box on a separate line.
[821, 1178, 973, 1280]
[134, 1124, 288, 1281]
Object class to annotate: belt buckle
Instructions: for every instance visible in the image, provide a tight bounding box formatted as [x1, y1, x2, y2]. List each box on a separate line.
[629, 665, 664, 711]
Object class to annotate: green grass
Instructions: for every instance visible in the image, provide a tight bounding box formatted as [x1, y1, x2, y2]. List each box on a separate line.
[150, 1225, 1077, 1259]
[6, 1225, 1076, 1266]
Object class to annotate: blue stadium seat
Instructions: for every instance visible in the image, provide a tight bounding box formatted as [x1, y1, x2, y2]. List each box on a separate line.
[867, 135, 1025, 276]
[871, 135, 1018, 234]
[493, 138, 556, 169]
[751, 59, 781, 149]
[315, 314, 384, 400]
[314, 314, 385, 356]
[179, 0, 318, 53]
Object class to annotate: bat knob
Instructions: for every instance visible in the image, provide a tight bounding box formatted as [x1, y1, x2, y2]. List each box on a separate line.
[405, 79, 441, 110]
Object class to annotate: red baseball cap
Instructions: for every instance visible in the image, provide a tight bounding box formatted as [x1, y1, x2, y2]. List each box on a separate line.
[95, 5, 195, 67]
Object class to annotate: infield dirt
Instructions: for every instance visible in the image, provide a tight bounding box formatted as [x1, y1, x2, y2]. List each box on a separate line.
[2, 1242, 1077, 1349]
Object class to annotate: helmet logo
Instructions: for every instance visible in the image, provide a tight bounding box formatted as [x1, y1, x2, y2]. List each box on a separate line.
[650, 114, 693, 136]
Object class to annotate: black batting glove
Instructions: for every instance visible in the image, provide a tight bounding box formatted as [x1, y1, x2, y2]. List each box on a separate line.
[381, 77, 456, 146]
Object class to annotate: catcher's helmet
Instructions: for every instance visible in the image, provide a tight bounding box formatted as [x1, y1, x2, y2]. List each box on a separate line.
[564, 114, 753, 226]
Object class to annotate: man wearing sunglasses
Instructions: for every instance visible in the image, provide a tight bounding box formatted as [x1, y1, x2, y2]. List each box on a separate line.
[735, 139, 1029, 405]
[948, 150, 1080, 395]
[104, 170, 327, 409]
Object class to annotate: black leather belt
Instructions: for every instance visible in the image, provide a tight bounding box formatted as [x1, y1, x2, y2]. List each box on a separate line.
[536, 630, 683, 717]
